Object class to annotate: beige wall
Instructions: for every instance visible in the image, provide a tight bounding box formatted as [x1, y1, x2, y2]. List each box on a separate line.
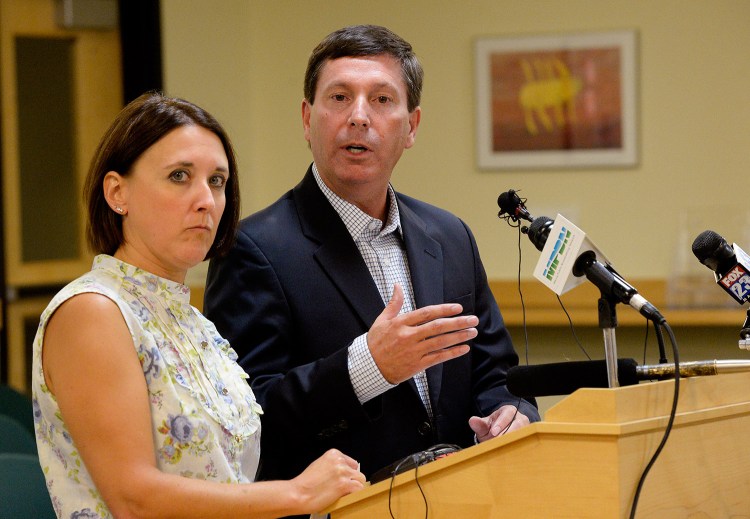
[162, 0, 750, 288]
[163, 0, 750, 283]
[161, 0, 750, 416]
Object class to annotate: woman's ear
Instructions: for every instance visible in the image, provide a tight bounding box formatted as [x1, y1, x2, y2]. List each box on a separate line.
[103, 171, 128, 215]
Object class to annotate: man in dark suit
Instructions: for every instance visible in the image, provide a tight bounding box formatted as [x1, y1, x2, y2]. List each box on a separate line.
[204, 24, 539, 484]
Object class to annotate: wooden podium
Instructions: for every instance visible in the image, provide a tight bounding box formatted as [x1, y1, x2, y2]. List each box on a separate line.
[325, 372, 750, 518]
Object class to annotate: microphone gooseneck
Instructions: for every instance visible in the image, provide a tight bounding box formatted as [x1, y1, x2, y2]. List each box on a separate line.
[636, 359, 750, 379]
[507, 358, 750, 398]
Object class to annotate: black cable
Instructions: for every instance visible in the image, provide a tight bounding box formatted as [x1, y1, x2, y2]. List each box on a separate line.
[413, 460, 428, 519]
[653, 320, 668, 365]
[556, 294, 591, 360]
[388, 454, 415, 519]
[515, 223, 529, 365]
[498, 403, 520, 436]
[628, 321, 680, 519]
[641, 319, 650, 365]
[386, 445, 461, 518]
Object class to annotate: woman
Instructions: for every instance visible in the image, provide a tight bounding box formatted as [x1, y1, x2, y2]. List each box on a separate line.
[32, 92, 365, 518]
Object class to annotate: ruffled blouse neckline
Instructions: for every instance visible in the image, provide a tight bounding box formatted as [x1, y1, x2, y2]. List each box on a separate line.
[90, 254, 262, 441]
[92, 254, 192, 305]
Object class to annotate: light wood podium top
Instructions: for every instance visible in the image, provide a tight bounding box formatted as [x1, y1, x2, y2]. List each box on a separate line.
[326, 372, 750, 518]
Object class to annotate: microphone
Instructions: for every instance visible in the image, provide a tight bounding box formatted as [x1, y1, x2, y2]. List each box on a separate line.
[691, 230, 750, 304]
[507, 358, 750, 397]
[508, 359, 639, 397]
[497, 189, 534, 223]
[526, 215, 554, 252]
[573, 250, 665, 322]
[496, 190, 664, 322]
[496, 190, 555, 251]
[527, 214, 664, 322]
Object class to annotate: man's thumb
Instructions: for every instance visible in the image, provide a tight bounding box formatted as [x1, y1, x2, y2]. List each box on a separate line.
[384, 283, 405, 318]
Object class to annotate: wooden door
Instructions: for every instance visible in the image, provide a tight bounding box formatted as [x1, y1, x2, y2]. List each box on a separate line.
[0, 0, 122, 391]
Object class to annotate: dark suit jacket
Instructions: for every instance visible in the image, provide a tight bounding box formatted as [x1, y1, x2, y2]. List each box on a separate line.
[204, 165, 539, 482]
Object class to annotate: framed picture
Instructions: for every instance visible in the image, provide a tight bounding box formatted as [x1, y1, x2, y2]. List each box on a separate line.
[475, 31, 637, 170]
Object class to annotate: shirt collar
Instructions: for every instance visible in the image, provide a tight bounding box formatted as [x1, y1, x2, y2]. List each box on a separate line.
[312, 163, 403, 241]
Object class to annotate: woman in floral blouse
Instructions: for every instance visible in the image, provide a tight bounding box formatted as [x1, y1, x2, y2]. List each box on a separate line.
[32, 92, 365, 518]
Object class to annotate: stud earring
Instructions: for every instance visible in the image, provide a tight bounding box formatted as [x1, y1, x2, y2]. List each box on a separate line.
[115, 206, 124, 214]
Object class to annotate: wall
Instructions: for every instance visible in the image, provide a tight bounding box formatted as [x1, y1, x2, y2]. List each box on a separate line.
[163, 0, 750, 283]
[161, 1, 750, 414]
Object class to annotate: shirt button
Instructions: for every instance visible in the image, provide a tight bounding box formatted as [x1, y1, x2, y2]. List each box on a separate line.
[222, 388, 229, 395]
[417, 421, 432, 436]
[201, 341, 208, 349]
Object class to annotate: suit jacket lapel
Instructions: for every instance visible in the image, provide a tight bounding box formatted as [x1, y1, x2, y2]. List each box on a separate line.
[293, 170, 447, 413]
[293, 166, 385, 329]
[398, 196, 445, 409]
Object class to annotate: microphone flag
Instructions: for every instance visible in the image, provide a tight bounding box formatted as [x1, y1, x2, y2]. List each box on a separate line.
[532, 214, 610, 296]
[716, 243, 750, 304]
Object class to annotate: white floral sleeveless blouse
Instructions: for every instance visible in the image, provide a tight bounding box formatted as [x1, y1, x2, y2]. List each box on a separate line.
[32, 255, 263, 518]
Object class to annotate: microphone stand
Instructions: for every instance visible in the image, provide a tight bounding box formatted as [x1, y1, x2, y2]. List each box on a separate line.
[597, 293, 620, 388]
[739, 308, 750, 350]
[574, 251, 632, 388]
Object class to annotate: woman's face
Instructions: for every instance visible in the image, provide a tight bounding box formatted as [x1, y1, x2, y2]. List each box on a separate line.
[109, 124, 229, 282]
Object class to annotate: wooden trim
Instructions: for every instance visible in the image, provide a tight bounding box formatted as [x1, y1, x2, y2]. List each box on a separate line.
[6, 296, 49, 392]
[490, 278, 742, 327]
[190, 278, 743, 327]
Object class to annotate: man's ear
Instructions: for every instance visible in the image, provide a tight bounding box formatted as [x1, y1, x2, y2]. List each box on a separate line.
[302, 98, 312, 144]
[405, 106, 421, 149]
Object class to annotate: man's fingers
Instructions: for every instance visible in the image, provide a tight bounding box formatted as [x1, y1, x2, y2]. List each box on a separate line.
[416, 323, 478, 355]
[398, 302, 464, 326]
[420, 343, 471, 367]
[416, 315, 479, 342]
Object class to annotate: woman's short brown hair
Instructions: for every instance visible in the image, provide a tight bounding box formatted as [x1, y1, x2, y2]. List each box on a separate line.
[84, 91, 240, 258]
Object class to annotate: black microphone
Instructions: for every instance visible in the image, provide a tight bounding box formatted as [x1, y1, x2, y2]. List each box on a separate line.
[692, 230, 750, 304]
[525, 215, 554, 252]
[497, 189, 534, 223]
[573, 251, 665, 322]
[508, 358, 750, 397]
[496, 190, 555, 250]
[524, 215, 664, 322]
[508, 359, 639, 397]
[496, 190, 664, 321]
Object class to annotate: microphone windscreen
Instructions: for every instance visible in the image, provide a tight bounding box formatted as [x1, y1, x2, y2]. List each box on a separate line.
[691, 230, 735, 274]
[526, 215, 554, 251]
[691, 230, 724, 261]
[507, 358, 639, 397]
[497, 190, 519, 214]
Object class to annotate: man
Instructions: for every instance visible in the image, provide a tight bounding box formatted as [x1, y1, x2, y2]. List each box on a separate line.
[204, 24, 539, 484]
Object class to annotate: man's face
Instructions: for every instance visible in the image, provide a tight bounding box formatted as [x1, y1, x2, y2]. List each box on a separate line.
[302, 54, 421, 215]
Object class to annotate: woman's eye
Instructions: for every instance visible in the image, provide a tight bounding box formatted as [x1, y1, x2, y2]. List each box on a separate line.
[170, 170, 188, 182]
[210, 175, 227, 188]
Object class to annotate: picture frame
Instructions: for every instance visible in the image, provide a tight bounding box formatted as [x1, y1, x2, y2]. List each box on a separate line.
[475, 30, 638, 170]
